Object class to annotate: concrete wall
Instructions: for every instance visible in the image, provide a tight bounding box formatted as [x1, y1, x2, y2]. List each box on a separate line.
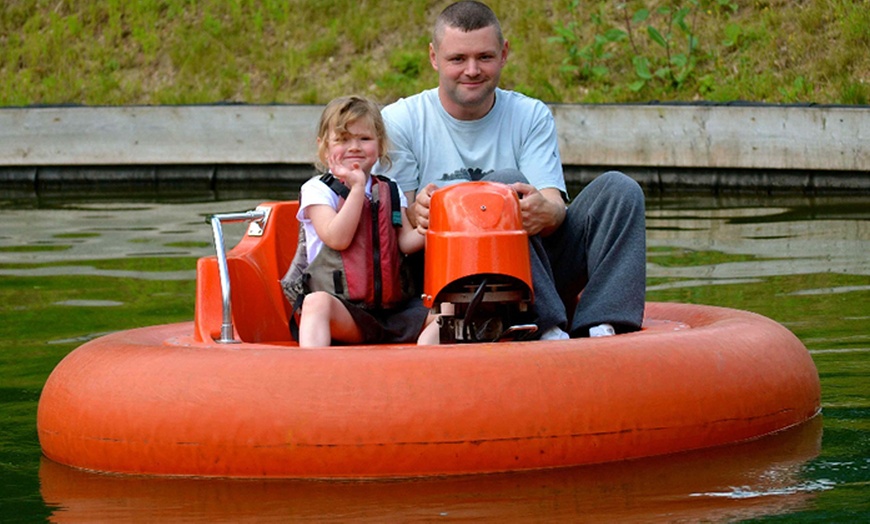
[1, 104, 867, 191]
[0, 105, 322, 166]
[551, 104, 867, 172]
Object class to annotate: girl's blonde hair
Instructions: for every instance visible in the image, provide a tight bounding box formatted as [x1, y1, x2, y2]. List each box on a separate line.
[315, 95, 392, 172]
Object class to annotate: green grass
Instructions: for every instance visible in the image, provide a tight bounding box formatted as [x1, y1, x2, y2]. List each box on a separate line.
[1, 0, 867, 106]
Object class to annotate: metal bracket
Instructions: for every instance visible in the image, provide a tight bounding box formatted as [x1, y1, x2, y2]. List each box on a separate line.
[246, 205, 271, 237]
[207, 208, 269, 344]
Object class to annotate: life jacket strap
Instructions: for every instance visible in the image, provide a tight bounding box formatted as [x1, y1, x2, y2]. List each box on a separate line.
[320, 172, 402, 227]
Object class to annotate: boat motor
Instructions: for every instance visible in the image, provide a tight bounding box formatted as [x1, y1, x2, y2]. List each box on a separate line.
[422, 182, 537, 343]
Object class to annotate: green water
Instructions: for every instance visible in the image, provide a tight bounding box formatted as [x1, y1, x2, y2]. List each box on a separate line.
[0, 191, 867, 522]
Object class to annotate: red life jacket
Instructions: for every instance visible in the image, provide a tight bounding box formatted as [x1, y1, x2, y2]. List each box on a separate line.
[281, 173, 409, 313]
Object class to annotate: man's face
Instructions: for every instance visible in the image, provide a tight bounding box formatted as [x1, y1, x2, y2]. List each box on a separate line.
[430, 25, 509, 120]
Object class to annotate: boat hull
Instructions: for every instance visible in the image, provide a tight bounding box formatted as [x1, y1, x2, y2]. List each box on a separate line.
[37, 301, 820, 478]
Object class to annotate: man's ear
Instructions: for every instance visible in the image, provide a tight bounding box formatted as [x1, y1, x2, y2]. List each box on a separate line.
[429, 42, 439, 71]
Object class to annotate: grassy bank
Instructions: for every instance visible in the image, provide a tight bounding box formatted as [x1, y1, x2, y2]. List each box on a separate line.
[1, 0, 867, 106]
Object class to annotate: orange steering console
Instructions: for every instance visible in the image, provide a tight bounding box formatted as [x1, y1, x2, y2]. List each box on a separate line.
[422, 182, 536, 342]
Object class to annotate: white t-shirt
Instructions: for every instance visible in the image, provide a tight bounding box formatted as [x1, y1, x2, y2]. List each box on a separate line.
[297, 174, 408, 263]
[377, 87, 566, 197]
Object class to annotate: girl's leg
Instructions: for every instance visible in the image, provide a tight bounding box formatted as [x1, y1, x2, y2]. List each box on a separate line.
[416, 313, 440, 345]
[298, 292, 364, 347]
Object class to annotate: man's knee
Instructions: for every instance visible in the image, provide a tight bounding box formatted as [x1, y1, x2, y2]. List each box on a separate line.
[566, 170, 644, 225]
[597, 171, 643, 202]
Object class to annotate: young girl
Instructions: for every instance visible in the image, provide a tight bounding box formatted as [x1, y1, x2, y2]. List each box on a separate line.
[281, 96, 437, 347]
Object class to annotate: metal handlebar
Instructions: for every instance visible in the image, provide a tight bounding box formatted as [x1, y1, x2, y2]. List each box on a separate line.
[207, 209, 268, 344]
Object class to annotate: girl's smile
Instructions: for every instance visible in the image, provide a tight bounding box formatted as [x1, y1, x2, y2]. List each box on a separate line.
[326, 119, 380, 176]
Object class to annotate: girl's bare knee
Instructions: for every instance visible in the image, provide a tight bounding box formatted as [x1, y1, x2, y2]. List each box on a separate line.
[302, 292, 332, 314]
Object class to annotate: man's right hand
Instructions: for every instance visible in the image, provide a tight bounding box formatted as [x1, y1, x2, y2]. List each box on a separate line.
[409, 183, 437, 235]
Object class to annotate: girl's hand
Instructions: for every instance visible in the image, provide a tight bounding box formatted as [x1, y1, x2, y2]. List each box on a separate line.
[328, 155, 367, 191]
[310, 156, 370, 252]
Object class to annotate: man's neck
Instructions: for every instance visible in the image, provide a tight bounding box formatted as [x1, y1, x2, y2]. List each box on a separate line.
[438, 88, 497, 121]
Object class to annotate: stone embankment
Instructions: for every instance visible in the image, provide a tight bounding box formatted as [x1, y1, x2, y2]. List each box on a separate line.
[1, 103, 867, 193]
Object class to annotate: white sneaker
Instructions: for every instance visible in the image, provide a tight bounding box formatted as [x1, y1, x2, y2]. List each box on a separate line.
[589, 323, 615, 337]
[540, 326, 570, 340]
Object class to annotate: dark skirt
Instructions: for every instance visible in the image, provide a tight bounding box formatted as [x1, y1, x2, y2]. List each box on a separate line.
[337, 296, 430, 344]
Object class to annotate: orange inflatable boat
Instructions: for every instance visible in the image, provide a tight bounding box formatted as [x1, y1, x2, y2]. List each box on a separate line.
[37, 182, 821, 478]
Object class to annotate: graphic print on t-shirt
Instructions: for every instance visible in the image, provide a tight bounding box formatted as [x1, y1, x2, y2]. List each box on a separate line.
[440, 167, 494, 183]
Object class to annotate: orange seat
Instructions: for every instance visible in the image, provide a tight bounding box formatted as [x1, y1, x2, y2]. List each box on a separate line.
[194, 201, 300, 343]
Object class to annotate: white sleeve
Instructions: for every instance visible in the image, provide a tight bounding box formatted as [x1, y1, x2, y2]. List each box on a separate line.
[379, 100, 423, 194]
[517, 103, 566, 198]
[297, 177, 340, 262]
[298, 177, 339, 218]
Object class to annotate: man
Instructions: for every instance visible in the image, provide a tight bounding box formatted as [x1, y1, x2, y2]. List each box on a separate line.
[378, 0, 646, 338]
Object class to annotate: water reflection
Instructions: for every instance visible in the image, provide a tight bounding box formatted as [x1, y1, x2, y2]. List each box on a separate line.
[0, 201, 259, 264]
[645, 196, 870, 291]
[0, 200, 263, 281]
[2, 195, 867, 286]
[41, 418, 823, 523]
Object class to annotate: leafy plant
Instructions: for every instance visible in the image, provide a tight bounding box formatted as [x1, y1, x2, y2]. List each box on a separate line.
[620, 1, 701, 92]
[778, 76, 813, 103]
[548, 1, 626, 81]
[722, 22, 742, 47]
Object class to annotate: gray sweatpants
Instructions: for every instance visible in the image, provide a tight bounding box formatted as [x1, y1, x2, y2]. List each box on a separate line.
[485, 170, 646, 336]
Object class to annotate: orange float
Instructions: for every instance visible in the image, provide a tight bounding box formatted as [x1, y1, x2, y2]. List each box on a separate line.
[37, 183, 821, 478]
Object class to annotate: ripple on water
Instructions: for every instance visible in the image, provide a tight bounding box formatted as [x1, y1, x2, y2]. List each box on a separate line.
[690, 479, 837, 499]
[53, 300, 124, 307]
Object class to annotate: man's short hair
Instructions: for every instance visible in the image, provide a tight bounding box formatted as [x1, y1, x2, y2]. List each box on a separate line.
[433, 1, 504, 49]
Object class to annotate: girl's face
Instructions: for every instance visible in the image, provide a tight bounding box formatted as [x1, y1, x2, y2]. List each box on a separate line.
[324, 118, 380, 175]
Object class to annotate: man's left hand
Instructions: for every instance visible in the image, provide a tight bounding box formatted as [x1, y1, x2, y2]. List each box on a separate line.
[511, 183, 566, 237]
